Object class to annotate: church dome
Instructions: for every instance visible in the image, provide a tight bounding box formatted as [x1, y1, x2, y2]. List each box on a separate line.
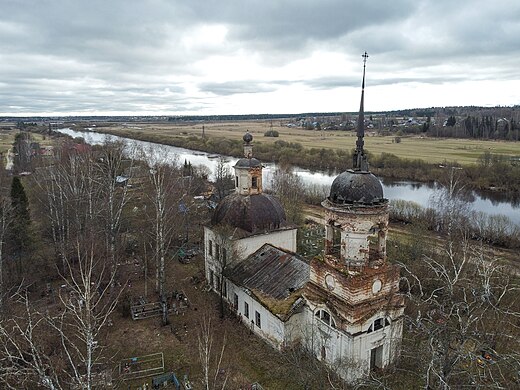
[243, 131, 253, 143]
[212, 193, 287, 233]
[328, 170, 385, 205]
[235, 157, 261, 168]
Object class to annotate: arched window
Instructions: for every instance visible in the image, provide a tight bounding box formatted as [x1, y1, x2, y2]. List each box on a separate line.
[367, 317, 391, 333]
[315, 309, 336, 328]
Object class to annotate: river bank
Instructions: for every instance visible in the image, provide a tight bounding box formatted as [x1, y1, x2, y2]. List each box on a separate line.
[54, 127, 520, 229]
[64, 124, 520, 195]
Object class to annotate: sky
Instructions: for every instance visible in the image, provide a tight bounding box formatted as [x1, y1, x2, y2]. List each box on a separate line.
[1, 0, 520, 116]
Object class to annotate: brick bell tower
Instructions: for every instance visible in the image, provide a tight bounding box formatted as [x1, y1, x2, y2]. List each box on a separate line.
[305, 53, 404, 380]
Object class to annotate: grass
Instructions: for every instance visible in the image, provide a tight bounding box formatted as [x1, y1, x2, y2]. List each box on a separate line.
[0, 123, 53, 157]
[79, 120, 520, 166]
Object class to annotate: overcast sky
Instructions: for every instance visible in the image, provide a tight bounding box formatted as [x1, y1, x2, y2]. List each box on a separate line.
[1, 0, 519, 116]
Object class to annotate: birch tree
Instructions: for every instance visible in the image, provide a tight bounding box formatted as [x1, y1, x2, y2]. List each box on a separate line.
[0, 241, 120, 390]
[51, 241, 120, 389]
[197, 316, 228, 390]
[96, 141, 133, 286]
[147, 162, 181, 297]
[35, 149, 99, 271]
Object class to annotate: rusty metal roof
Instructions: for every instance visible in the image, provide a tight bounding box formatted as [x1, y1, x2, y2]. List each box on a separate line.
[212, 193, 286, 233]
[225, 244, 310, 302]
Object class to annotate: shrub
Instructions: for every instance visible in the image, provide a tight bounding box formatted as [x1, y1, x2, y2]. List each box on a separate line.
[264, 130, 279, 137]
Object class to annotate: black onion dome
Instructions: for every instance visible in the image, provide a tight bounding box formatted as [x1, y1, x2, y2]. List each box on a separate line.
[213, 193, 287, 233]
[235, 157, 261, 168]
[328, 170, 385, 205]
[243, 132, 253, 143]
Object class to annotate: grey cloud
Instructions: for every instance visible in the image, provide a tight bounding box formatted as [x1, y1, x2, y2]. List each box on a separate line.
[197, 81, 280, 96]
[1, 0, 519, 114]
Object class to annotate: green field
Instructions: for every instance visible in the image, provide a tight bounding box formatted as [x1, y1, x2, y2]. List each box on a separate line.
[89, 120, 520, 165]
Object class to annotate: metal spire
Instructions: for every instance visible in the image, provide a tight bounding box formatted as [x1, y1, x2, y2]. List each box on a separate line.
[353, 51, 369, 171]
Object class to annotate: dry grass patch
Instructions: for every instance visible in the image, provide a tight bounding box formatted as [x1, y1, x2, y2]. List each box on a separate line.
[90, 121, 520, 165]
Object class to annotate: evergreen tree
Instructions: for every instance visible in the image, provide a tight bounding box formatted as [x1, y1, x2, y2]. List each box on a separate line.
[10, 177, 30, 256]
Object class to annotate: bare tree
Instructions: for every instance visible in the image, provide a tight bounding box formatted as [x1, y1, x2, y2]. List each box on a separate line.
[0, 292, 62, 389]
[147, 161, 181, 297]
[52, 241, 119, 389]
[34, 148, 99, 271]
[397, 174, 520, 389]
[213, 157, 233, 201]
[197, 316, 228, 390]
[271, 165, 305, 225]
[96, 141, 133, 287]
[0, 235, 120, 390]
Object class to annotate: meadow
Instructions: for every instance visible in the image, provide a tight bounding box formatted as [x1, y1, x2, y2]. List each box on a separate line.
[88, 120, 520, 166]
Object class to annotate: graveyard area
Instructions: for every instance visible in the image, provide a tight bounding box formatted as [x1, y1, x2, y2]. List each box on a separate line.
[99, 251, 312, 390]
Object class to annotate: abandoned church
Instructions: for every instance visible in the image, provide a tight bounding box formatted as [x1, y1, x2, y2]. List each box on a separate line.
[204, 56, 404, 383]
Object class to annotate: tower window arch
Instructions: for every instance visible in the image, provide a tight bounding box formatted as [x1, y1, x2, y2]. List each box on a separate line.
[315, 309, 336, 328]
[366, 317, 391, 333]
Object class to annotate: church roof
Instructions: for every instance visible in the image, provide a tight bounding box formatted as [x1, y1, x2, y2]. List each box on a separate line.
[212, 193, 287, 233]
[225, 244, 309, 317]
[234, 157, 262, 168]
[328, 170, 385, 205]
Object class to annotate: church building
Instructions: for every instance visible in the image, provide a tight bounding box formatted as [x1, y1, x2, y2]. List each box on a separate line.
[203, 54, 404, 383]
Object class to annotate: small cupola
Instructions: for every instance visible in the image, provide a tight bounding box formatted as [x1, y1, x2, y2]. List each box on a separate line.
[234, 131, 263, 195]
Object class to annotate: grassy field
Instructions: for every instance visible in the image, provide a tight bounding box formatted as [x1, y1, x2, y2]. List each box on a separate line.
[87, 120, 520, 165]
[0, 122, 52, 155]
[0, 125, 17, 154]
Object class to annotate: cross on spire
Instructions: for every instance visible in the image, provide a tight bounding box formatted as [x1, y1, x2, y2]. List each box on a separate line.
[352, 51, 369, 171]
[362, 51, 369, 64]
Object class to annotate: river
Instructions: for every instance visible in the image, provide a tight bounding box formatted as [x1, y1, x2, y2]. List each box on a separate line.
[57, 128, 520, 226]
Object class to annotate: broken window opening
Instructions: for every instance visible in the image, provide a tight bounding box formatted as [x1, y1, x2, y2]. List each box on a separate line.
[252, 176, 258, 189]
[370, 345, 384, 370]
[368, 317, 389, 333]
[315, 309, 336, 328]
[325, 222, 342, 257]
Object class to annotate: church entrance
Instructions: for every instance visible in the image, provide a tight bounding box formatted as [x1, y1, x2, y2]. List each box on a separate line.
[370, 345, 383, 370]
